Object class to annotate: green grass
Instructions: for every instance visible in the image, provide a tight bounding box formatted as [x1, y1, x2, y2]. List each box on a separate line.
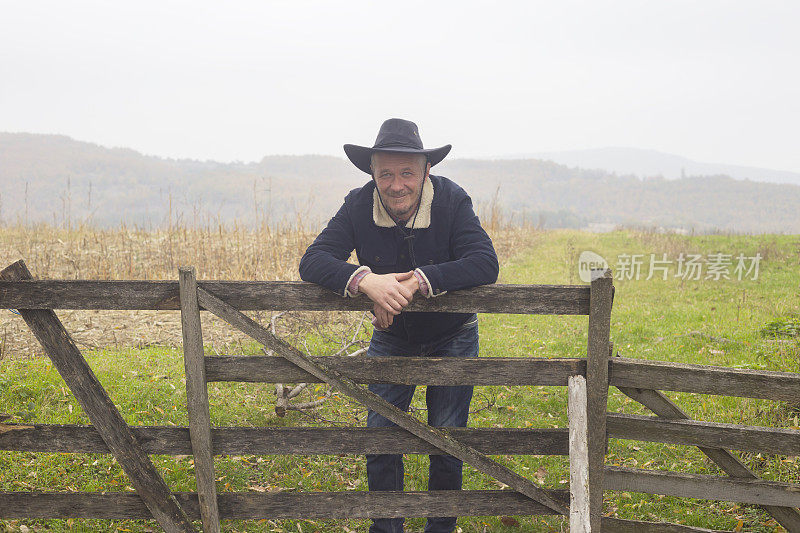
[2, 229, 800, 532]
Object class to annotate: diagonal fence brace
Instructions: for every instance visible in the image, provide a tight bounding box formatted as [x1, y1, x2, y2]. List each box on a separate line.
[1, 260, 196, 533]
[195, 286, 569, 516]
[613, 353, 800, 532]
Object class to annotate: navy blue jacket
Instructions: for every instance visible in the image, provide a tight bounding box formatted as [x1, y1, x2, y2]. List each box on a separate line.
[299, 174, 499, 343]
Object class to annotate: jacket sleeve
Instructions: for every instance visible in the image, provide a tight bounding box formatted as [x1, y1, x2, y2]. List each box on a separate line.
[298, 198, 364, 297]
[416, 193, 499, 296]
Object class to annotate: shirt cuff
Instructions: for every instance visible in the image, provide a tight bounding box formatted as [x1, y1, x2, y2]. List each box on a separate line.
[413, 269, 429, 296]
[345, 266, 372, 297]
[413, 268, 445, 298]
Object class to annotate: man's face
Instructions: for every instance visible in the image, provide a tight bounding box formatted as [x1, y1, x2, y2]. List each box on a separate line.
[371, 152, 430, 221]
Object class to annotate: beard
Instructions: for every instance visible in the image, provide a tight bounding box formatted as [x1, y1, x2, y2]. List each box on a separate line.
[386, 196, 420, 221]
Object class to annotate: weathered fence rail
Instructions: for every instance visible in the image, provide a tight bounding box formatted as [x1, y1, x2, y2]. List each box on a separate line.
[0, 279, 589, 314]
[200, 354, 800, 401]
[4, 412, 799, 458]
[2, 259, 800, 532]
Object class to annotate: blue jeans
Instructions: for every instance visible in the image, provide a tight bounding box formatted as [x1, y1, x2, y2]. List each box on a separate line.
[366, 315, 479, 533]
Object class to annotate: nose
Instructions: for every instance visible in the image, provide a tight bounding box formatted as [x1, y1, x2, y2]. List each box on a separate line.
[388, 177, 406, 194]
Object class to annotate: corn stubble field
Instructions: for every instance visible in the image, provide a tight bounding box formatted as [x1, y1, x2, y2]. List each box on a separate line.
[1, 219, 799, 532]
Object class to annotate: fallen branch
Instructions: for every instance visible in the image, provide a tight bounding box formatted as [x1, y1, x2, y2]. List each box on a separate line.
[273, 311, 369, 417]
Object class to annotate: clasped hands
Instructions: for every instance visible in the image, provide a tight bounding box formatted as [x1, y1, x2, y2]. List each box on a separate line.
[358, 271, 420, 329]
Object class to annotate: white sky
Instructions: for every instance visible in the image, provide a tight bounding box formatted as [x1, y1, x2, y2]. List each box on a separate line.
[2, 1, 799, 172]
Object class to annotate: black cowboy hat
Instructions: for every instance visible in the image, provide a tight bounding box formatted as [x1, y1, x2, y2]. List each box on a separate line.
[344, 118, 452, 174]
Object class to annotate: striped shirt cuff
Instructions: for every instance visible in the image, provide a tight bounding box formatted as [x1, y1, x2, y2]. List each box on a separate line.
[345, 266, 372, 297]
[413, 269, 429, 296]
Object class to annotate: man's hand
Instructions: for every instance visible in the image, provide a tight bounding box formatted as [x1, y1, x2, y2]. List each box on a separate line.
[359, 271, 415, 315]
[373, 302, 394, 329]
[371, 272, 421, 328]
[363, 271, 420, 329]
[399, 271, 420, 296]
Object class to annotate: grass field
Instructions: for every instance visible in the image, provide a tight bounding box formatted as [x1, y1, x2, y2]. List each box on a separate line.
[1, 227, 799, 532]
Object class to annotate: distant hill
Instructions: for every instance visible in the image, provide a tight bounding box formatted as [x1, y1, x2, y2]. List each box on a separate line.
[524, 147, 800, 185]
[0, 132, 365, 228]
[1, 132, 799, 233]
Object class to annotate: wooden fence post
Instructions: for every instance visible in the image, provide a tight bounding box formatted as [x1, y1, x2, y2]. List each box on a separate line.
[568, 375, 590, 532]
[179, 267, 221, 533]
[586, 268, 613, 530]
[0, 260, 196, 533]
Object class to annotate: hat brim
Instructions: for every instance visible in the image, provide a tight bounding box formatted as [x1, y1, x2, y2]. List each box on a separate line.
[343, 144, 452, 174]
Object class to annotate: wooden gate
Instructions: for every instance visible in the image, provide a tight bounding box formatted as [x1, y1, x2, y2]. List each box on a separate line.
[2, 259, 800, 532]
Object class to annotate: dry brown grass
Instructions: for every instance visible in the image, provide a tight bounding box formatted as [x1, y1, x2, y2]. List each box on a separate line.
[0, 215, 538, 359]
[1, 221, 315, 281]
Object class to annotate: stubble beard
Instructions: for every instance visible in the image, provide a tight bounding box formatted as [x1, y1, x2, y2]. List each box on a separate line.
[388, 196, 419, 221]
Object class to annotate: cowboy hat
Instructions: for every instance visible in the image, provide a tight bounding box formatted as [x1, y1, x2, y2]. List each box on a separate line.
[344, 118, 452, 174]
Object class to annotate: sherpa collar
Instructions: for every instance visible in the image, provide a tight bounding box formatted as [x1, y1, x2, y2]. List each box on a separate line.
[372, 176, 433, 229]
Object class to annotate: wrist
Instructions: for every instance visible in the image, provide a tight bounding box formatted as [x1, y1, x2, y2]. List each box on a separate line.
[359, 272, 377, 293]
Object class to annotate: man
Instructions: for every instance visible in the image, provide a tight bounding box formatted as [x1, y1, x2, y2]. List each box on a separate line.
[299, 118, 498, 533]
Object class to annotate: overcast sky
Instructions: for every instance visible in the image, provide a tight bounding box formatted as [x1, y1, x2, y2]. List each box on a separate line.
[2, 1, 799, 172]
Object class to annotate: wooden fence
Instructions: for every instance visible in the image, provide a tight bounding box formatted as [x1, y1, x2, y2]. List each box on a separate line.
[1, 259, 800, 532]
